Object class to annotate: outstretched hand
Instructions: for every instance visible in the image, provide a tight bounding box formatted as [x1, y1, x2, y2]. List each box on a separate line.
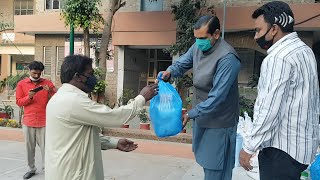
[117, 139, 138, 152]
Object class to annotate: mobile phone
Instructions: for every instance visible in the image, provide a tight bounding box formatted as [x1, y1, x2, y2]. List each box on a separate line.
[31, 86, 44, 93]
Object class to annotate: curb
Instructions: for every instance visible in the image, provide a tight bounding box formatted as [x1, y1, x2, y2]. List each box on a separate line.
[103, 128, 192, 144]
[0, 127, 192, 144]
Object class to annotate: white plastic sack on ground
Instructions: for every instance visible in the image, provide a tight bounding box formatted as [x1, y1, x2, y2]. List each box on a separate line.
[235, 116, 244, 167]
[235, 113, 253, 167]
[235, 132, 243, 167]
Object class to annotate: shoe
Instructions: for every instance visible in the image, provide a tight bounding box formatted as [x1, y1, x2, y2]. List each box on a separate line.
[23, 172, 36, 179]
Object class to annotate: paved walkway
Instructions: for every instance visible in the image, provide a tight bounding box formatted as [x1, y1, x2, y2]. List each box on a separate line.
[0, 127, 254, 180]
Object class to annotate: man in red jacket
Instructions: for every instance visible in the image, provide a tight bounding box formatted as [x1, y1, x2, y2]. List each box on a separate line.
[16, 61, 56, 179]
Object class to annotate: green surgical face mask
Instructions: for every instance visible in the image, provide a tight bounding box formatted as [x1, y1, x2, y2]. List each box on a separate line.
[196, 38, 212, 51]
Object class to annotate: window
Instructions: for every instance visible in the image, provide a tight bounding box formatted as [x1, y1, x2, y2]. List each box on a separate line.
[15, 0, 34, 15]
[148, 61, 155, 78]
[16, 63, 29, 70]
[56, 46, 64, 76]
[141, 0, 163, 11]
[156, 49, 171, 60]
[46, 0, 64, 10]
[157, 61, 171, 73]
[43, 47, 52, 75]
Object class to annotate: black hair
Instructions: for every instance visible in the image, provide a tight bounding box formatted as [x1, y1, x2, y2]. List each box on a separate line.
[194, 15, 220, 35]
[28, 61, 44, 71]
[252, 1, 294, 33]
[60, 55, 93, 84]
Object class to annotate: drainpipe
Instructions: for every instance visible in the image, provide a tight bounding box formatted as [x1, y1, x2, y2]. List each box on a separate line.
[70, 23, 74, 55]
[222, 0, 227, 39]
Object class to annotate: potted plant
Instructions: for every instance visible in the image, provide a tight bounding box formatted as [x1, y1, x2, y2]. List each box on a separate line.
[138, 108, 150, 130]
[0, 104, 14, 119]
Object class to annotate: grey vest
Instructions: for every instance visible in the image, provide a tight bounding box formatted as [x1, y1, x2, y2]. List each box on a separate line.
[192, 39, 240, 128]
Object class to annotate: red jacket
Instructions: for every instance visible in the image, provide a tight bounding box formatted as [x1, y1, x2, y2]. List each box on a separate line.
[16, 78, 56, 127]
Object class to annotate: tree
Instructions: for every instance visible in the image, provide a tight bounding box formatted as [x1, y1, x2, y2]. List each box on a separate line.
[98, 0, 125, 79]
[165, 0, 215, 55]
[62, 0, 103, 56]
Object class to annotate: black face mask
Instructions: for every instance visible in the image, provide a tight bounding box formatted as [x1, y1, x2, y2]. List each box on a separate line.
[81, 74, 98, 92]
[256, 27, 274, 50]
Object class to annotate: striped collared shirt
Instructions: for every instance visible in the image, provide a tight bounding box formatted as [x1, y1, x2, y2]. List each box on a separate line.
[243, 32, 320, 164]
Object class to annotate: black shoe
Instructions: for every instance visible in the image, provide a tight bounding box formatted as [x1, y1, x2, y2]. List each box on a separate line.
[23, 172, 35, 179]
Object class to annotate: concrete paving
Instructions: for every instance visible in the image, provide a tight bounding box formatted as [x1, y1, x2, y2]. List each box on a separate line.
[0, 139, 255, 180]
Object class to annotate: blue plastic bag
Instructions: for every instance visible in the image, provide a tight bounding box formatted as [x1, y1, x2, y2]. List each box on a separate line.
[150, 75, 183, 138]
[311, 154, 320, 180]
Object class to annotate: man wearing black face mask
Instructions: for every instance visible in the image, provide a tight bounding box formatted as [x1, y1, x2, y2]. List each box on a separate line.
[45, 55, 158, 180]
[16, 61, 56, 179]
[239, 2, 319, 180]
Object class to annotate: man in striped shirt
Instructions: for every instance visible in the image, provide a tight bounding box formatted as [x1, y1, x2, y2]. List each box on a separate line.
[239, 1, 320, 180]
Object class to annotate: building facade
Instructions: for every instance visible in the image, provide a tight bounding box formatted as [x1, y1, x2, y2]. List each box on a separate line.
[3, 0, 320, 105]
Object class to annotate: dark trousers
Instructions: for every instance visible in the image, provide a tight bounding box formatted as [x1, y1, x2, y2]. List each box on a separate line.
[258, 147, 308, 180]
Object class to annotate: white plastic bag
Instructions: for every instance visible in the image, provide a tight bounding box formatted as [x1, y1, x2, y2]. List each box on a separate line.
[236, 112, 260, 179]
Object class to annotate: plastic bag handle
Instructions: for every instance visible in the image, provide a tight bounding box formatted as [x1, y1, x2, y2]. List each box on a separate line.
[157, 72, 163, 81]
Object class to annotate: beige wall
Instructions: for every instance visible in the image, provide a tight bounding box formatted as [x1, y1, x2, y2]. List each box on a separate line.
[0, 30, 35, 46]
[0, 54, 11, 80]
[29, 0, 319, 16]
[35, 34, 65, 86]
[112, 0, 317, 13]
[0, 0, 14, 27]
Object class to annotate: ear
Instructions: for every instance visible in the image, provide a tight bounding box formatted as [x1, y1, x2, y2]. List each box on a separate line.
[74, 73, 82, 82]
[271, 25, 280, 36]
[213, 29, 221, 40]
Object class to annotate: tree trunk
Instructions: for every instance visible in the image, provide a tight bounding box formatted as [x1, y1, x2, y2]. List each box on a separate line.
[84, 27, 90, 56]
[99, 1, 118, 77]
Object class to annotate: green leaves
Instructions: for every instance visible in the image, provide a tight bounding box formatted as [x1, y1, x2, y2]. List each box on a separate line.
[137, 108, 149, 123]
[239, 96, 254, 119]
[165, 0, 215, 55]
[61, 0, 103, 32]
[92, 68, 106, 94]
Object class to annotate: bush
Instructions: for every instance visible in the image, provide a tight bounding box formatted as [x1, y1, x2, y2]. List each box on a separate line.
[0, 118, 21, 128]
[239, 96, 254, 119]
[118, 89, 136, 106]
[7, 73, 29, 90]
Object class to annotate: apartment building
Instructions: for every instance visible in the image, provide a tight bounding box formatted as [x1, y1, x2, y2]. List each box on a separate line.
[1, 0, 319, 105]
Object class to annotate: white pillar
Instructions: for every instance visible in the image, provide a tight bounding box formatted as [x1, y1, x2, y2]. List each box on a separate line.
[8, 55, 11, 76]
[117, 46, 125, 101]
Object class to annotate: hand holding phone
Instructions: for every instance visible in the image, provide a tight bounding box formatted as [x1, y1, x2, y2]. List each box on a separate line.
[31, 86, 44, 93]
[29, 86, 43, 99]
